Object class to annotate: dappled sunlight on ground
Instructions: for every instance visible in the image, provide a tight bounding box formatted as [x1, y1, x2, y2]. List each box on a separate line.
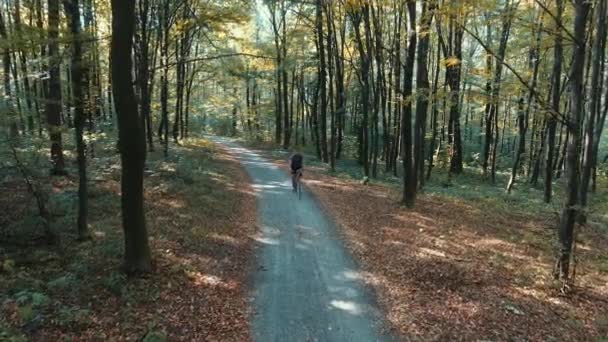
[0, 136, 258, 341]
[256, 153, 608, 340]
[329, 300, 364, 315]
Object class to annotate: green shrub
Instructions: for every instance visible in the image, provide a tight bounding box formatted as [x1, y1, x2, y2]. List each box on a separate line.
[0, 322, 27, 342]
[47, 273, 77, 291]
[103, 272, 126, 296]
[15, 290, 49, 308]
[55, 306, 91, 328]
[142, 330, 168, 342]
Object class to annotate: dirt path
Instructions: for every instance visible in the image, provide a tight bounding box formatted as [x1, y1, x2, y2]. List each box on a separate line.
[210, 136, 393, 342]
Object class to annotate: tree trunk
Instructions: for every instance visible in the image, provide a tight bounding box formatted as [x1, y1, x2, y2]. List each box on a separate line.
[414, 1, 435, 189]
[507, 17, 542, 192]
[555, 0, 590, 286]
[402, 1, 417, 206]
[64, 0, 89, 240]
[47, 0, 67, 175]
[14, 0, 35, 133]
[484, 1, 515, 182]
[390, 6, 402, 175]
[160, 0, 169, 156]
[545, 0, 564, 203]
[326, 2, 337, 170]
[0, 9, 18, 137]
[427, 23, 441, 181]
[316, 0, 329, 162]
[269, 2, 282, 144]
[137, 0, 154, 151]
[111, 0, 153, 274]
[351, 6, 370, 177]
[281, 3, 290, 149]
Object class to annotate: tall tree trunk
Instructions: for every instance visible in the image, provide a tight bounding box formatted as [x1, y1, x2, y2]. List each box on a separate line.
[14, 0, 35, 133]
[269, 2, 282, 144]
[402, 1, 417, 206]
[316, 0, 329, 162]
[390, 6, 402, 175]
[334, 11, 346, 160]
[445, 7, 466, 175]
[555, 0, 590, 286]
[160, 0, 169, 156]
[47, 0, 67, 175]
[427, 23, 441, 180]
[64, 0, 89, 240]
[545, 0, 564, 202]
[414, 1, 435, 189]
[507, 16, 542, 192]
[484, 1, 515, 182]
[138, 0, 154, 151]
[0, 9, 18, 137]
[111, 0, 153, 274]
[351, 7, 370, 176]
[326, 2, 337, 171]
[281, 3, 290, 149]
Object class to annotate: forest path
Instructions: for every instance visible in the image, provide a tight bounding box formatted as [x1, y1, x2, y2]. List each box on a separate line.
[209, 136, 393, 342]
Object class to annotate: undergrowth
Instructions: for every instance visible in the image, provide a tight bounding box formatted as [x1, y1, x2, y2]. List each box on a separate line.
[1, 132, 253, 340]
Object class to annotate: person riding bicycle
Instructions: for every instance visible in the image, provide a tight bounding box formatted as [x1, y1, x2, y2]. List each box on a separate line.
[289, 152, 303, 192]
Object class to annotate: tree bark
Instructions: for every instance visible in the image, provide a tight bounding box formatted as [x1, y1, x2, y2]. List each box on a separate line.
[0, 9, 18, 137]
[351, 6, 370, 177]
[47, 0, 67, 175]
[507, 16, 542, 193]
[414, 1, 435, 189]
[402, 1, 417, 206]
[483, 1, 515, 182]
[555, 0, 590, 285]
[316, 0, 329, 162]
[64, 0, 89, 240]
[111, 0, 153, 273]
[545, 0, 564, 203]
[13, 0, 35, 133]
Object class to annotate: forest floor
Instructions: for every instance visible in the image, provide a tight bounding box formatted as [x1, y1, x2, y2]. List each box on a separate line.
[0, 136, 257, 341]
[245, 139, 608, 341]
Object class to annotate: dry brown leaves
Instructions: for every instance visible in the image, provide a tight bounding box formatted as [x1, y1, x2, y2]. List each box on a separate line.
[263, 153, 608, 341]
[1, 140, 257, 341]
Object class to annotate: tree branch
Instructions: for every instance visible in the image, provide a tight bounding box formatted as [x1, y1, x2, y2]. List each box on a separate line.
[460, 22, 569, 125]
[151, 53, 273, 71]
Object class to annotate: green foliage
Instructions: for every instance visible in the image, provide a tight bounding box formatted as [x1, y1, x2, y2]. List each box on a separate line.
[103, 272, 127, 296]
[47, 273, 77, 291]
[17, 304, 35, 323]
[142, 330, 168, 342]
[48, 190, 78, 218]
[15, 290, 50, 308]
[2, 259, 16, 273]
[175, 157, 199, 185]
[0, 322, 27, 342]
[12, 290, 50, 325]
[55, 306, 91, 328]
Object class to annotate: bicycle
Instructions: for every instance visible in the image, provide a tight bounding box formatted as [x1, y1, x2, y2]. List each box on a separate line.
[292, 169, 303, 200]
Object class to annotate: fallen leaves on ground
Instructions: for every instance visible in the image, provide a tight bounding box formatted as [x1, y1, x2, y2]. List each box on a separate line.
[1, 138, 257, 341]
[261, 150, 608, 341]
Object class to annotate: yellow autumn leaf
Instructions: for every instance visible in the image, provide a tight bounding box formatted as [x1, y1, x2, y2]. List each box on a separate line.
[443, 56, 461, 67]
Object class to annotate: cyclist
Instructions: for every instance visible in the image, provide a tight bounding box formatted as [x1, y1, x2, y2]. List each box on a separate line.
[289, 152, 303, 192]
